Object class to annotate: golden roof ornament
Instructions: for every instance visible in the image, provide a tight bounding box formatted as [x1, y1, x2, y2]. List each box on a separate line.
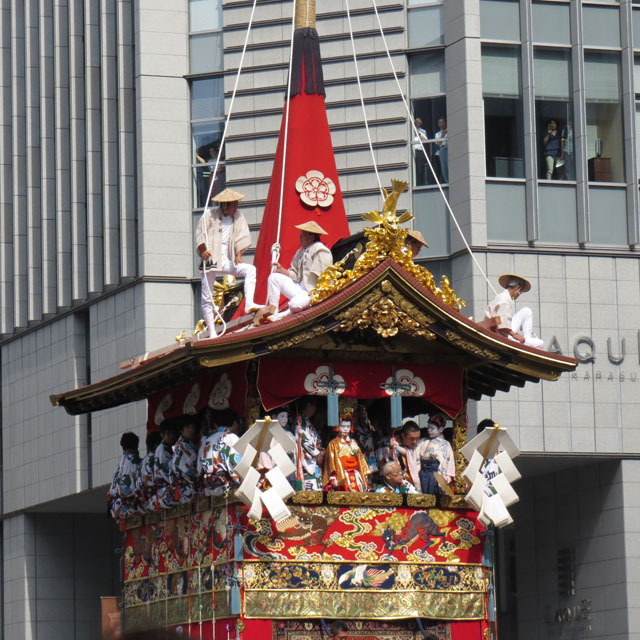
[310, 179, 465, 311]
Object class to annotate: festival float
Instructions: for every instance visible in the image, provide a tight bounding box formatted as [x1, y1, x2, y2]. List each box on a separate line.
[51, 1, 577, 638]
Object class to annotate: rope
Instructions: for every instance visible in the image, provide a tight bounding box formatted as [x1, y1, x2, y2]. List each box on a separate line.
[197, 0, 261, 338]
[345, 0, 384, 198]
[272, 0, 299, 268]
[370, 0, 498, 297]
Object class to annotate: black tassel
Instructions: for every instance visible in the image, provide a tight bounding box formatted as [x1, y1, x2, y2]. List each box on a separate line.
[289, 27, 326, 98]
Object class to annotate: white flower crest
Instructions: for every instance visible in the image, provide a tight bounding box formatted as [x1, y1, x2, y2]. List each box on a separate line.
[383, 369, 426, 397]
[304, 365, 346, 395]
[209, 372, 232, 409]
[183, 383, 201, 415]
[154, 393, 173, 426]
[295, 170, 336, 208]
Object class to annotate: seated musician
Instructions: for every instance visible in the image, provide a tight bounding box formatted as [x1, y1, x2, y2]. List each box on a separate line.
[375, 461, 418, 494]
[198, 409, 242, 497]
[107, 431, 143, 519]
[376, 420, 421, 493]
[323, 413, 371, 491]
[138, 430, 162, 512]
[150, 419, 178, 510]
[256, 220, 333, 322]
[170, 416, 200, 504]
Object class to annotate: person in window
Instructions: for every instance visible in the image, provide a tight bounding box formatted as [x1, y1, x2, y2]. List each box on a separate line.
[543, 120, 563, 179]
[412, 117, 429, 186]
[435, 117, 448, 183]
[195, 145, 217, 208]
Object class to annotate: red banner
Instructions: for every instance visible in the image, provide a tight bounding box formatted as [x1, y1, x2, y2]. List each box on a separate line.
[146, 363, 248, 430]
[257, 357, 463, 418]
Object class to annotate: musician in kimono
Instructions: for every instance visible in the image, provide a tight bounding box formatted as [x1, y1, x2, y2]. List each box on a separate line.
[198, 409, 242, 496]
[417, 413, 455, 494]
[151, 419, 179, 510]
[171, 416, 200, 504]
[376, 420, 421, 492]
[137, 430, 162, 512]
[323, 413, 371, 492]
[375, 461, 418, 494]
[107, 431, 143, 520]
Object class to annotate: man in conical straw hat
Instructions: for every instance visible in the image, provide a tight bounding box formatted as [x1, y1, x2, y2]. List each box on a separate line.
[195, 188, 259, 336]
[405, 229, 429, 259]
[256, 220, 333, 323]
[484, 274, 544, 349]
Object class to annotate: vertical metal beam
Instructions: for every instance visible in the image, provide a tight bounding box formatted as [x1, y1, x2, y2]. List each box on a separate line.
[620, 0, 638, 247]
[571, 1, 589, 245]
[69, 0, 87, 301]
[521, 0, 538, 242]
[0, 1, 14, 335]
[117, 0, 136, 280]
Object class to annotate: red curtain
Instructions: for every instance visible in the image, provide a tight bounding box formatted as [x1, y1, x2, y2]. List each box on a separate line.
[257, 356, 463, 418]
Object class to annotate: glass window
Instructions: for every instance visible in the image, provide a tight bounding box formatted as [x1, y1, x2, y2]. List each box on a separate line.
[192, 121, 225, 209]
[480, 0, 520, 42]
[584, 52, 625, 183]
[583, 6, 621, 48]
[634, 10, 640, 49]
[589, 187, 627, 245]
[538, 184, 577, 243]
[635, 56, 640, 178]
[532, 2, 571, 46]
[486, 182, 527, 242]
[190, 32, 223, 74]
[190, 0, 222, 32]
[482, 46, 525, 178]
[413, 188, 450, 256]
[191, 77, 224, 120]
[407, 5, 443, 48]
[409, 52, 447, 186]
[534, 49, 574, 180]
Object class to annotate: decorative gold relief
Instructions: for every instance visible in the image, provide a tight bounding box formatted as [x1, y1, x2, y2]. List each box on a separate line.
[506, 362, 561, 381]
[333, 287, 437, 340]
[444, 330, 501, 361]
[267, 325, 326, 352]
[310, 180, 465, 311]
[326, 491, 403, 507]
[452, 409, 469, 495]
[292, 491, 324, 505]
[406, 494, 437, 508]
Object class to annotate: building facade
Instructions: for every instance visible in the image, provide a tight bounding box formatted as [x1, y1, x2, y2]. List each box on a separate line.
[0, 0, 638, 638]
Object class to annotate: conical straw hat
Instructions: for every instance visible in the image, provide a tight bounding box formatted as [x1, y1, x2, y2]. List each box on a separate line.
[295, 220, 328, 235]
[212, 188, 246, 202]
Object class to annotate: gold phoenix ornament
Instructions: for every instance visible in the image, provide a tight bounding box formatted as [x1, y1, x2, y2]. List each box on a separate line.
[311, 179, 465, 311]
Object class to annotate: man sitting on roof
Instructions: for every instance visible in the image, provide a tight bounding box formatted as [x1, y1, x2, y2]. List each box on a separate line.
[484, 274, 544, 349]
[196, 188, 259, 336]
[256, 220, 333, 322]
[405, 229, 429, 259]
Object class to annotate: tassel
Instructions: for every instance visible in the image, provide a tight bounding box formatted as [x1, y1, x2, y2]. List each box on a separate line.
[289, 28, 326, 98]
[390, 394, 402, 428]
[234, 532, 244, 562]
[327, 392, 339, 427]
[231, 571, 241, 616]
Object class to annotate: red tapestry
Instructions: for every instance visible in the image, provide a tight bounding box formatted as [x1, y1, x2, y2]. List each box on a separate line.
[146, 364, 249, 430]
[257, 357, 463, 418]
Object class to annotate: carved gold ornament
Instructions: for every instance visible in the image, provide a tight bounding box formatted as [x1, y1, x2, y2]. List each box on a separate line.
[333, 285, 437, 340]
[311, 179, 465, 311]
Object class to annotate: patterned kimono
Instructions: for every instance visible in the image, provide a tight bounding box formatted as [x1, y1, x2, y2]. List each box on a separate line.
[137, 452, 156, 512]
[107, 451, 142, 519]
[323, 435, 370, 491]
[297, 418, 323, 491]
[198, 429, 241, 496]
[151, 441, 176, 510]
[171, 436, 199, 504]
[417, 436, 455, 494]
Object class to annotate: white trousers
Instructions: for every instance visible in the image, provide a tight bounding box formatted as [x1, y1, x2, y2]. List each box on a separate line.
[201, 261, 257, 331]
[510, 307, 544, 349]
[267, 272, 310, 312]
